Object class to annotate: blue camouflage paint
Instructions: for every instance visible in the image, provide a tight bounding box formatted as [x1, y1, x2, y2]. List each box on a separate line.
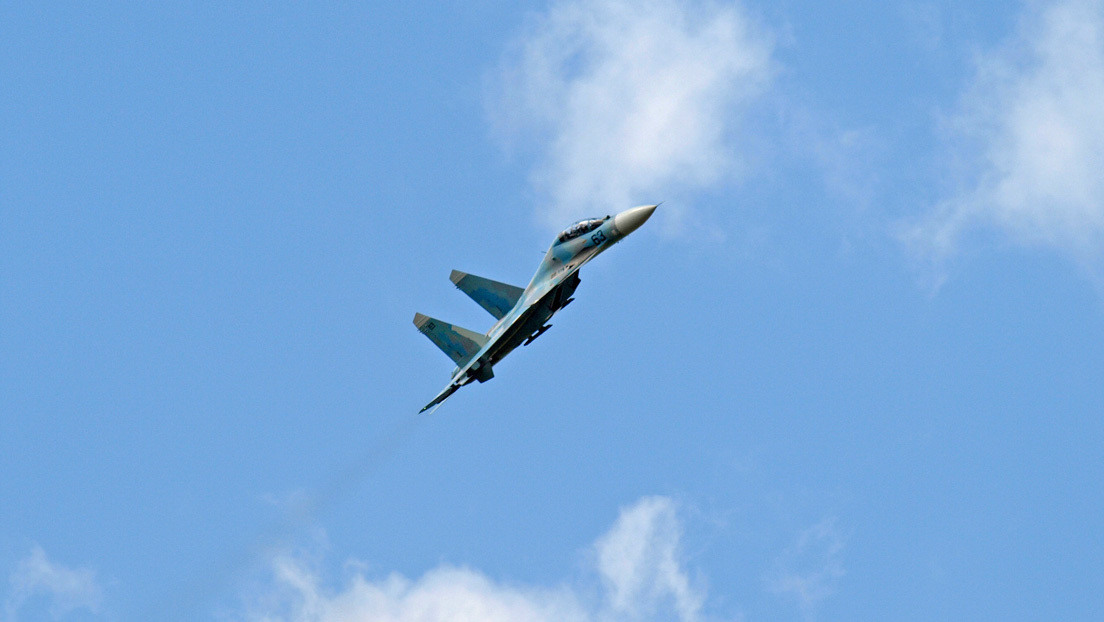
[413, 204, 657, 413]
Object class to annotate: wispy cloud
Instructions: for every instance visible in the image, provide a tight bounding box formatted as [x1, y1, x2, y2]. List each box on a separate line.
[232, 496, 707, 622]
[488, 0, 775, 232]
[594, 496, 703, 621]
[908, 0, 1104, 279]
[765, 518, 845, 620]
[5, 546, 103, 621]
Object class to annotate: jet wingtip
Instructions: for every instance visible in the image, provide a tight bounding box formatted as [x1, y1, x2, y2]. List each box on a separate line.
[418, 399, 446, 415]
[417, 383, 461, 415]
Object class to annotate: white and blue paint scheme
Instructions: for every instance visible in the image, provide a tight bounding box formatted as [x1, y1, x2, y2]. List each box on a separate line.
[414, 204, 657, 413]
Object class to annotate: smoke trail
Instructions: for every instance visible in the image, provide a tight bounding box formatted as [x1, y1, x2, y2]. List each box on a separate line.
[157, 412, 427, 620]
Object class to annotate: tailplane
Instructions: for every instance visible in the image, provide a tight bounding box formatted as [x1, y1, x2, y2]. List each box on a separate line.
[450, 270, 524, 319]
[412, 313, 487, 366]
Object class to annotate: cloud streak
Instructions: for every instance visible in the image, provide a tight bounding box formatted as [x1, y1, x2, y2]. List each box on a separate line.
[232, 496, 706, 622]
[909, 0, 1104, 275]
[765, 518, 845, 620]
[595, 496, 703, 621]
[489, 0, 774, 231]
[5, 546, 103, 621]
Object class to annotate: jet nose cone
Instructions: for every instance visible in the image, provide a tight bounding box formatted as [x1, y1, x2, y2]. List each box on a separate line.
[613, 204, 658, 237]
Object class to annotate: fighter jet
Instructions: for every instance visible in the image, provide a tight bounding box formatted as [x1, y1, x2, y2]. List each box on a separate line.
[413, 204, 658, 413]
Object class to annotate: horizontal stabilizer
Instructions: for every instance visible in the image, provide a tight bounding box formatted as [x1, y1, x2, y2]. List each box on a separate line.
[413, 313, 487, 366]
[450, 270, 524, 320]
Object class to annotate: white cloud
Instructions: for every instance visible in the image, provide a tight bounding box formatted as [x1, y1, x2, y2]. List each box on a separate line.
[595, 496, 702, 621]
[909, 0, 1104, 273]
[765, 518, 845, 620]
[489, 0, 775, 231]
[5, 546, 103, 621]
[232, 496, 707, 622]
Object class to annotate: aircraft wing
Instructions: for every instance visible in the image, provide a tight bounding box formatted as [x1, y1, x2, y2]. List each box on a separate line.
[419, 381, 462, 414]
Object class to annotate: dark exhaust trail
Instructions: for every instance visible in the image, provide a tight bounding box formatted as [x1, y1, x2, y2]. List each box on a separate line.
[304, 413, 424, 522]
[162, 411, 426, 620]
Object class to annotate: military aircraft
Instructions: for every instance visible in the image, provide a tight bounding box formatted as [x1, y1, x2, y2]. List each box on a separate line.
[413, 204, 658, 413]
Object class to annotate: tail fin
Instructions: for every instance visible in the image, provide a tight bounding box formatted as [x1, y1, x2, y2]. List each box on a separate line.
[413, 313, 487, 365]
[450, 270, 524, 320]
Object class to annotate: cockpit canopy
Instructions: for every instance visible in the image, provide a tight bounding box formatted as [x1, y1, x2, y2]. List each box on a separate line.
[556, 217, 608, 244]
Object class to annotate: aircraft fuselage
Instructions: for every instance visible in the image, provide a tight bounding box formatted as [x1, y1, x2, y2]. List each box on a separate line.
[415, 204, 657, 412]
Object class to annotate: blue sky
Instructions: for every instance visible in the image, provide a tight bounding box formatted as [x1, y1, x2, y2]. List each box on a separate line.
[3, 1, 1104, 620]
